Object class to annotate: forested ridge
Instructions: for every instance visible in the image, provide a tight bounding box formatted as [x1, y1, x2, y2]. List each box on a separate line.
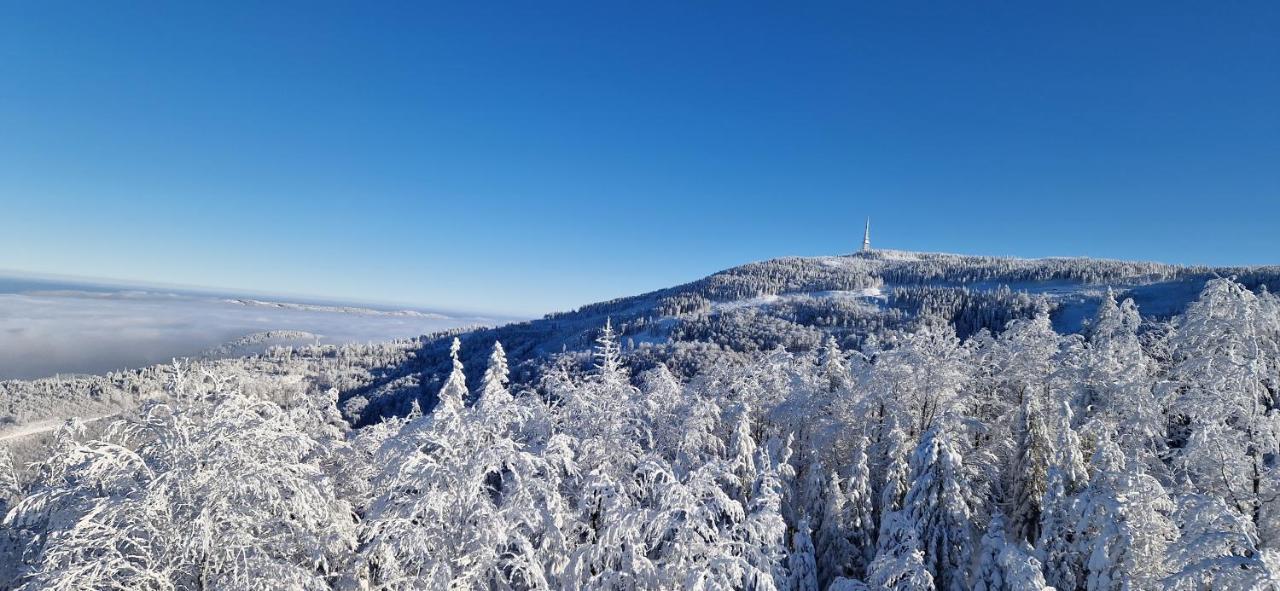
[2, 275, 1280, 590]
[336, 251, 1280, 426]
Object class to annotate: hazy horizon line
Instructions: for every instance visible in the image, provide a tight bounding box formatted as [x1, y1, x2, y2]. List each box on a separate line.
[0, 267, 528, 322]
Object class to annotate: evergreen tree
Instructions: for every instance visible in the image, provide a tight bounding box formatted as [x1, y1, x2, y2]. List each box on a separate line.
[904, 426, 974, 591]
[844, 438, 877, 577]
[1049, 399, 1089, 494]
[744, 447, 790, 591]
[817, 470, 854, 588]
[790, 518, 820, 591]
[675, 396, 724, 476]
[800, 458, 829, 531]
[436, 337, 468, 415]
[1008, 393, 1053, 543]
[878, 422, 912, 532]
[820, 334, 850, 393]
[729, 404, 759, 501]
[1036, 469, 1081, 591]
[478, 340, 511, 409]
[594, 317, 627, 387]
[975, 512, 1051, 591]
[0, 447, 18, 505]
[640, 363, 686, 457]
[974, 512, 1009, 591]
[1072, 435, 1176, 591]
[868, 512, 935, 591]
[1081, 292, 1162, 467]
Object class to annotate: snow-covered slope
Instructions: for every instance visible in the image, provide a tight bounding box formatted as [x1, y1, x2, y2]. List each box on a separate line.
[5, 251, 1275, 427]
[343, 250, 1280, 424]
[5, 248, 1280, 591]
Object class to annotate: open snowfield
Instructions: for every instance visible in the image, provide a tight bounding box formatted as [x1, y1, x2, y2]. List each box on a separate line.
[0, 275, 509, 380]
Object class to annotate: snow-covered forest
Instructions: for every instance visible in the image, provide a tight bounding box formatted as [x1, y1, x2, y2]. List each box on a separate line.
[329, 251, 1280, 427]
[3, 275, 1280, 590]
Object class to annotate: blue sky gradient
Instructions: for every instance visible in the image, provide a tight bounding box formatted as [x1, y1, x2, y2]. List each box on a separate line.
[2, 2, 1277, 315]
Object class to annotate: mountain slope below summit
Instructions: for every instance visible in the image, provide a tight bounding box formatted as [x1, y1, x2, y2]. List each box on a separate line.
[341, 250, 1280, 425]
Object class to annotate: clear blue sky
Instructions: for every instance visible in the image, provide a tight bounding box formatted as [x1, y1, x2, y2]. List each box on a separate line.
[2, 2, 1277, 316]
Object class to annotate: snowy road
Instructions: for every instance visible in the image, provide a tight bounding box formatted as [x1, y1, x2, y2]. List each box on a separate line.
[0, 414, 113, 443]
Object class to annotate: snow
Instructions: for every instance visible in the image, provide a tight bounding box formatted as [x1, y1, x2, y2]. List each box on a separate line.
[0, 413, 112, 442]
[710, 288, 885, 312]
[3, 274, 1280, 589]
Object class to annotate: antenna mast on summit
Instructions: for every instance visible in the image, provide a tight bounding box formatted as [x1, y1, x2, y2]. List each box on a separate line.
[862, 218, 871, 252]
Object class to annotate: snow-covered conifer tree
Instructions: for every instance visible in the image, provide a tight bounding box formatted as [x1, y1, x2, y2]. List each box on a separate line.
[903, 426, 975, 591]
[436, 337, 468, 415]
[0, 447, 18, 513]
[743, 446, 791, 591]
[1008, 393, 1054, 543]
[820, 334, 850, 393]
[1036, 468, 1081, 591]
[1081, 293, 1161, 456]
[790, 518, 820, 591]
[816, 468, 860, 588]
[479, 340, 511, 409]
[878, 422, 912, 537]
[844, 438, 877, 578]
[868, 512, 935, 591]
[1071, 435, 1176, 590]
[800, 459, 829, 531]
[675, 396, 724, 476]
[975, 511, 1051, 591]
[1049, 399, 1089, 494]
[594, 317, 627, 387]
[729, 404, 760, 500]
[359, 379, 568, 589]
[975, 512, 1010, 591]
[640, 363, 686, 457]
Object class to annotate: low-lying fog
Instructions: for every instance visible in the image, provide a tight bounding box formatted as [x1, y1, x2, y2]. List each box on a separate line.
[0, 276, 509, 380]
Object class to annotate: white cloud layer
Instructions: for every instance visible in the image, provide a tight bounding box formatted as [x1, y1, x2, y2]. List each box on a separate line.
[0, 287, 498, 380]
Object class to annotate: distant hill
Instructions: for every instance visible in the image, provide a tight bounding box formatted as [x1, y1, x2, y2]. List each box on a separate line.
[197, 331, 324, 360]
[340, 250, 1280, 424]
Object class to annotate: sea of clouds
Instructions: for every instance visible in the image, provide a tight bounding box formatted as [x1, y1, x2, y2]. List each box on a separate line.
[0, 277, 504, 380]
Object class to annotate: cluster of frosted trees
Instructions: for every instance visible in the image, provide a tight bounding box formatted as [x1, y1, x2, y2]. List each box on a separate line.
[686, 251, 1194, 304]
[2, 277, 1280, 590]
[0, 337, 417, 431]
